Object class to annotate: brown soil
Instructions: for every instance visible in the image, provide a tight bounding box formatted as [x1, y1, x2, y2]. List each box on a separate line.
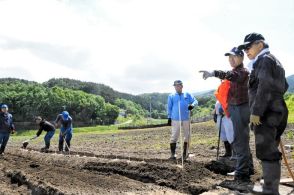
[0, 121, 293, 195]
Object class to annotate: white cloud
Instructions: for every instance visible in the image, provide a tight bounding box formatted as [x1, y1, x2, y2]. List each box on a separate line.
[0, 0, 293, 95]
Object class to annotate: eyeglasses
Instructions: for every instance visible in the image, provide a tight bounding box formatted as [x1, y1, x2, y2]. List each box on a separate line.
[244, 41, 262, 51]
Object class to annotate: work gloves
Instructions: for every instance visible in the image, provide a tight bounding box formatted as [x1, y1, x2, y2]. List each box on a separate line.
[188, 105, 194, 110]
[167, 118, 172, 126]
[199, 70, 215, 80]
[250, 114, 261, 126]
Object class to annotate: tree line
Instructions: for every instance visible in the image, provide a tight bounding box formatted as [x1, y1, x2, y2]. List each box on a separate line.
[0, 79, 120, 125]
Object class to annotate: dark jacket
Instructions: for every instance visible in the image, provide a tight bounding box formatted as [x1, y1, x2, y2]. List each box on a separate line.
[36, 120, 55, 137]
[214, 64, 249, 105]
[249, 52, 288, 136]
[0, 112, 15, 133]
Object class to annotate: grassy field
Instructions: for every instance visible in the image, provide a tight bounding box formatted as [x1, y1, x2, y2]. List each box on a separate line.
[14, 125, 120, 137]
[286, 93, 294, 123]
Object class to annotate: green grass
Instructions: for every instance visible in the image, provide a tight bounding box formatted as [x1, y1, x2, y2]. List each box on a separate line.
[285, 93, 294, 123]
[286, 130, 294, 139]
[14, 125, 120, 137]
[118, 117, 166, 127]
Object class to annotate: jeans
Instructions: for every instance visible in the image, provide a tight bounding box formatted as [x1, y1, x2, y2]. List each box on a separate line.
[44, 130, 55, 145]
[0, 131, 10, 153]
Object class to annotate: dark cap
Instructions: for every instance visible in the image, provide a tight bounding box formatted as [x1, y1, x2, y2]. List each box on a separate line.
[173, 80, 183, 86]
[238, 33, 265, 50]
[1, 104, 8, 109]
[224, 47, 244, 57]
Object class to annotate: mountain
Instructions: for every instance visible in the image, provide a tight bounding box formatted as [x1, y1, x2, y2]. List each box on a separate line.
[193, 89, 215, 97]
[43, 78, 163, 113]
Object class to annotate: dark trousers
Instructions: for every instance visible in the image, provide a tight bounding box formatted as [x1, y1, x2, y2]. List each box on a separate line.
[229, 103, 254, 177]
[0, 132, 10, 153]
[254, 123, 281, 161]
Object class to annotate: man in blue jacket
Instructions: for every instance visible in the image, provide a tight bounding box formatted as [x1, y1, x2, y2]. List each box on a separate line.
[55, 111, 73, 152]
[167, 80, 198, 160]
[0, 104, 15, 155]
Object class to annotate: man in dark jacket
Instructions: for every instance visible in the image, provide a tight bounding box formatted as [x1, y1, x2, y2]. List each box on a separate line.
[200, 47, 254, 183]
[0, 104, 15, 154]
[35, 116, 55, 152]
[238, 33, 288, 195]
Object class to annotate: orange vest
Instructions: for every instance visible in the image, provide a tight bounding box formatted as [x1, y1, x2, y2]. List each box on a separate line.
[214, 80, 230, 117]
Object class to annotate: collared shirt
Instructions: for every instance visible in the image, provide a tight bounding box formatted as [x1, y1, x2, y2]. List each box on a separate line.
[214, 64, 249, 106]
[247, 48, 270, 72]
[167, 92, 198, 121]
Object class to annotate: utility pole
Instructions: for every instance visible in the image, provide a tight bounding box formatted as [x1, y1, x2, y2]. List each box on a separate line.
[149, 96, 152, 119]
[147, 96, 152, 124]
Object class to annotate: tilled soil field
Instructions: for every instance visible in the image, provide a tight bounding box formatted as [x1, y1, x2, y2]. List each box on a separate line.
[1, 121, 294, 194]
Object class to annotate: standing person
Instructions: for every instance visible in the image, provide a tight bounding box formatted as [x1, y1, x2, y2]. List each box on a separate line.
[0, 104, 15, 155]
[35, 116, 55, 152]
[55, 111, 73, 152]
[167, 80, 198, 160]
[238, 33, 288, 195]
[215, 101, 234, 158]
[199, 47, 254, 184]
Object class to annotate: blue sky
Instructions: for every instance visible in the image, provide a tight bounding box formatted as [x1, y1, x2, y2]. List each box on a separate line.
[0, 0, 293, 94]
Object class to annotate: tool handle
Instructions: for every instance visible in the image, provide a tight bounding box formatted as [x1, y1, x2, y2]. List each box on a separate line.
[279, 140, 294, 182]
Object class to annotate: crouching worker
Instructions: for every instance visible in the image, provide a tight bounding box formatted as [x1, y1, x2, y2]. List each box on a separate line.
[55, 111, 73, 152]
[0, 104, 15, 155]
[35, 116, 55, 152]
[167, 80, 198, 160]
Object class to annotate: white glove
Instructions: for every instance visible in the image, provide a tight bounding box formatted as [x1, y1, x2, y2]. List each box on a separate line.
[199, 70, 215, 80]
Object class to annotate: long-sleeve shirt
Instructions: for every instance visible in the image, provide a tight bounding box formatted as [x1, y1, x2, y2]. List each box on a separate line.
[36, 120, 55, 137]
[55, 114, 72, 130]
[167, 92, 198, 121]
[0, 112, 15, 133]
[214, 64, 249, 106]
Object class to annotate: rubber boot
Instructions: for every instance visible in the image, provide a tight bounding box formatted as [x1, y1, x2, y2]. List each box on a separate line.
[65, 141, 70, 152]
[41, 142, 50, 153]
[221, 141, 232, 157]
[0, 146, 5, 155]
[180, 142, 188, 161]
[262, 161, 280, 195]
[168, 143, 176, 160]
[252, 161, 280, 195]
[58, 141, 64, 152]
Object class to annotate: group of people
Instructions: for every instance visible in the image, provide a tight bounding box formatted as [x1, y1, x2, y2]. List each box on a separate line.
[168, 33, 288, 195]
[0, 105, 74, 154]
[0, 32, 288, 195]
[35, 111, 73, 152]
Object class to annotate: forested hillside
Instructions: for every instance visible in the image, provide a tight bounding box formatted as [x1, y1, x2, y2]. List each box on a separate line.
[0, 78, 119, 125]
